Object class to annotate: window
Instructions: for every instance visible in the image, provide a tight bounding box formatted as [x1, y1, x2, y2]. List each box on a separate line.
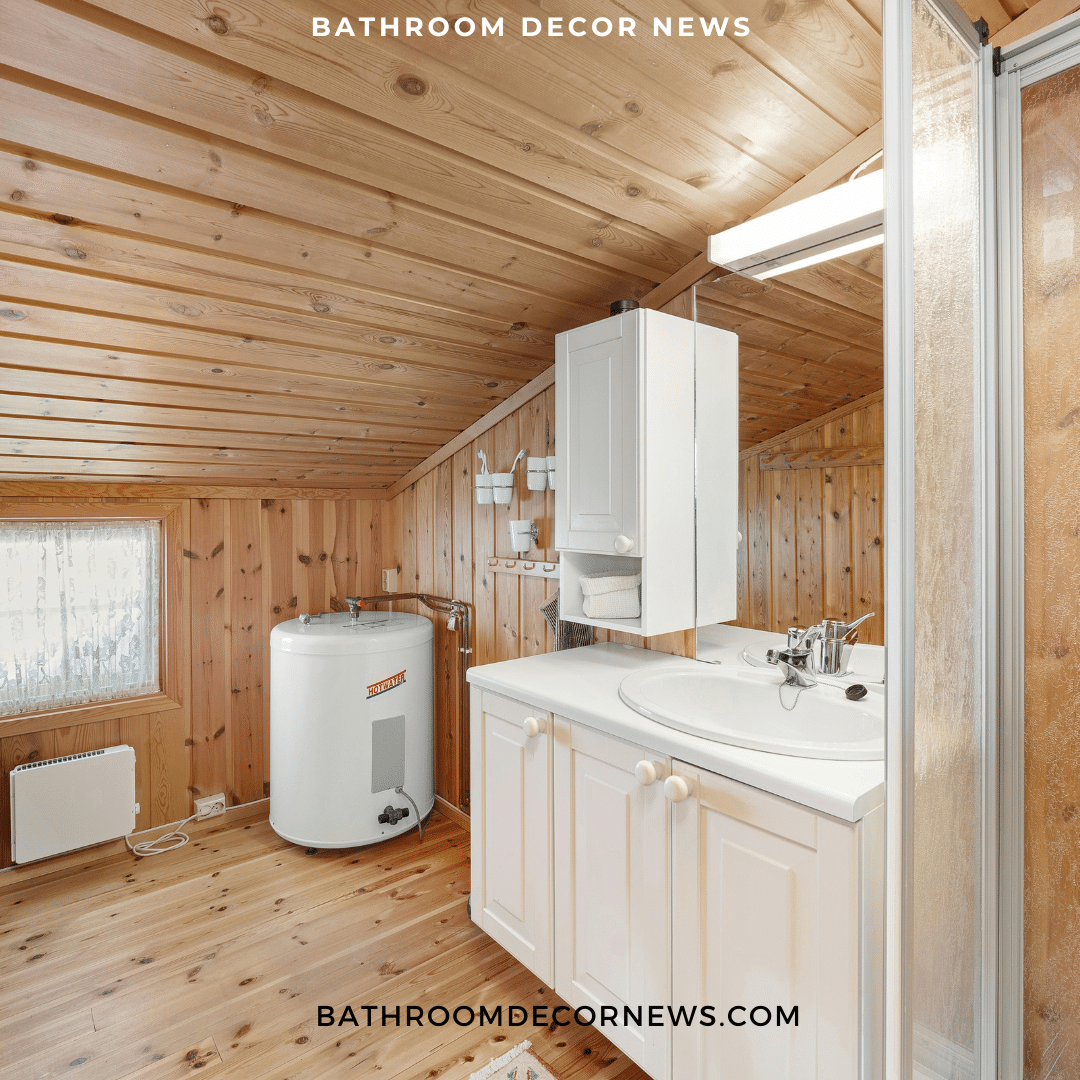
[1, 519, 162, 716]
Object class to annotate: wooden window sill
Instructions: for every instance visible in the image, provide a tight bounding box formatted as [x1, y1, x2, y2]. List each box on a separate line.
[0, 691, 182, 738]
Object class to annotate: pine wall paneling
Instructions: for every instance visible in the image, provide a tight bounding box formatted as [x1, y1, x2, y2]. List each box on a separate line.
[731, 392, 885, 644]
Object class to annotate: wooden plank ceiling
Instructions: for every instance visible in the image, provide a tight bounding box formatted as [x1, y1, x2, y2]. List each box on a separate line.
[0, 0, 1009, 486]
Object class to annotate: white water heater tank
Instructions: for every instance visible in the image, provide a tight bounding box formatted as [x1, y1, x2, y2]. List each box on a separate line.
[270, 610, 434, 848]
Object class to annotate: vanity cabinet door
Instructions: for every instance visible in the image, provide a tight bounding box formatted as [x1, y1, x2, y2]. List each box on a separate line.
[555, 313, 640, 555]
[553, 719, 669, 1079]
[670, 763, 863, 1080]
[469, 689, 553, 984]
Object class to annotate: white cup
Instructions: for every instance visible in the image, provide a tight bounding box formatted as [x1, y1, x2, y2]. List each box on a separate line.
[526, 456, 548, 491]
[508, 519, 537, 553]
[547, 455, 557, 490]
[490, 472, 514, 504]
[475, 473, 493, 505]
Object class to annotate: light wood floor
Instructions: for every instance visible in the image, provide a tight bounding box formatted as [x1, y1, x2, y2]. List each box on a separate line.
[0, 811, 649, 1080]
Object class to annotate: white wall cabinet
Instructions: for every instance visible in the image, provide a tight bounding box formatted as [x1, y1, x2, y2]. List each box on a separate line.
[553, 719, 670, 1078]
[554, 308, 738, 637]
[468, 689, 554, 984]
[470, 688, 883, 1080]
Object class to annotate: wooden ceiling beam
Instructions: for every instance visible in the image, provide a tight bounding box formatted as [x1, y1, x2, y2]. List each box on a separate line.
[992, 0, 1080, 45]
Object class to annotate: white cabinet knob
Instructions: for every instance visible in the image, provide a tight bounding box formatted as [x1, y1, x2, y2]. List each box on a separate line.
[634, 760, 657, 786]
[522, 716, 546, 738]
[664, 775, 691, 803]
[614, 534, 634, 554]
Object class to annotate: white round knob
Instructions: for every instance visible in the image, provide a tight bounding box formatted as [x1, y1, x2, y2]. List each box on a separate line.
[664, 775, 691, 803]
[634, 760, 657, 786]
[522, 716, 544, 738]
[614, 534, 634, 554]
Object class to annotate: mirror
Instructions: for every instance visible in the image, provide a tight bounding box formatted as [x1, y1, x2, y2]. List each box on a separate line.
[692, 247, 885, 667]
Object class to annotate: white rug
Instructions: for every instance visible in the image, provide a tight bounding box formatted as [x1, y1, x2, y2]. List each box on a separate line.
[467, 1039, 561, 1080]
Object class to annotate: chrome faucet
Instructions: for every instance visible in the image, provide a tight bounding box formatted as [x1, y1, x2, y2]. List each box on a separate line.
[766, 625, 824, 688]
[818, 612, 875, 675]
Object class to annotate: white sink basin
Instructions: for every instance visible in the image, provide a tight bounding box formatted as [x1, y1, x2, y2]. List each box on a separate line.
[618, 665, 884, 760]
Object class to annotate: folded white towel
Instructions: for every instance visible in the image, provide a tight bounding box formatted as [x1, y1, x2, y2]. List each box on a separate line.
[582, 587, 640, 619]
[579, 570, 642, 597]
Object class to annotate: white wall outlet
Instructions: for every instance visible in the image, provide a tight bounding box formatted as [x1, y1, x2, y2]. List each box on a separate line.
[195, 793, 226, 820]
[381, 568, 398, 592]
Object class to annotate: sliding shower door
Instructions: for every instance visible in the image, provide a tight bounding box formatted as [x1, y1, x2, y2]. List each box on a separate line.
[884, 0, 996, 1076]
[997, 16, 1080, 1079]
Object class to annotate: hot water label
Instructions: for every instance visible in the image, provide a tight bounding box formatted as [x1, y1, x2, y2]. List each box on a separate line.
[367, 670, 406, 698]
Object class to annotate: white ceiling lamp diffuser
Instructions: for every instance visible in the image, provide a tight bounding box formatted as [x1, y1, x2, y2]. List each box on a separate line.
[707, 169, 883, 280]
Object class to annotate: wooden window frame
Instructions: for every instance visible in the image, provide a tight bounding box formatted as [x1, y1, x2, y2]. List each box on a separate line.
[0, 502, 185, 737]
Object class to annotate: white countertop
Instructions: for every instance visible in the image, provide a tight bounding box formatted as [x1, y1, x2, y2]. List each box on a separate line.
[466, 636, 885, 823]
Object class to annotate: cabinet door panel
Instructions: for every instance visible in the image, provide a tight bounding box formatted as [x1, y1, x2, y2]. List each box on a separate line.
[672, 763, 860, 1080]
[554, 719, 668, 1078]
[556, 315, 639, 553]
[470, 689, 553, 984]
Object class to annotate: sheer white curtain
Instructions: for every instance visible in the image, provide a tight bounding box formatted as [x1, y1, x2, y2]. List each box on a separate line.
[0, 520, 161, 715]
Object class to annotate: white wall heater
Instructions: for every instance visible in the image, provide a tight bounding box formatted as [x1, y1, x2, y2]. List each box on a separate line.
[10, 745, 137, 864]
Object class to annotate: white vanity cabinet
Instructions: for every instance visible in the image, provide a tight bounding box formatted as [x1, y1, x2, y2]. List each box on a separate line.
[554, 308, 739, 636]
[469, 684, 882, 1079]
[468, 689, 554, 984]
[552, 719, 670, 1079]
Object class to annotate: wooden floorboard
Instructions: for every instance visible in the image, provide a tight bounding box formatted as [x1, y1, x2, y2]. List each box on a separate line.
[0, 811, 648, 1080]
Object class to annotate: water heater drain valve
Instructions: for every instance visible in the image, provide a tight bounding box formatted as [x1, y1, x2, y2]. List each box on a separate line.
[378, 805, 411, 825]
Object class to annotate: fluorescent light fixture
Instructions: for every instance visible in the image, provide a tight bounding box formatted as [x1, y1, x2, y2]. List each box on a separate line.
[707, 172, 883, 280]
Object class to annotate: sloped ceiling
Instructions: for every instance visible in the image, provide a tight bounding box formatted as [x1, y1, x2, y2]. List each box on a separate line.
[0, 0, 898, 487]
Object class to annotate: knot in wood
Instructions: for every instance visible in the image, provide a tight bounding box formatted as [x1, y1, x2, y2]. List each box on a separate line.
[397, 75, 427, 96]
[206, 15, 229, 34]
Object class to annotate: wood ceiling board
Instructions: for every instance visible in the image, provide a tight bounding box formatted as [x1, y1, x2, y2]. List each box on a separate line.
[0, 419, 438, 457]
[696, 297, 883, 371]
[0, 483, 387, 498]
[0, 262, 552, 381]
[0, 418, 439, 458]
[0, 194, 601, 337]
[693, 0, 882, 134]
[0, 439, 424, 469]
[0, 212, 567, 351]
[0, 394, 443, 445]
[7, 2, 702, 264]
[773, 258, 884, 319]
[0, 309, 541, 410]
[464, 0, 857, 171]
[0, 369, 480, 432]
[0, 457, 403, 481]
[0, 78, 676, 286]
[76, 0, 776, 245]
[0, 151, 646, 314]
[350, 0, 840, 187]
[840, 245, 882, 278]
[700, 276, 883, 343]
[0, 341, 523, 419]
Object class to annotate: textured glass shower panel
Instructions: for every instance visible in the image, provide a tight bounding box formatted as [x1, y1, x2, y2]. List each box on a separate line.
[1021, 63, 1080, 1080]
[911, 0, 983, 1074]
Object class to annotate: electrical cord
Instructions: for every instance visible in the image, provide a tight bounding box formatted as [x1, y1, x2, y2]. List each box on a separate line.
[395, 785, 424, 842]
[126, 813, 199, 857]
